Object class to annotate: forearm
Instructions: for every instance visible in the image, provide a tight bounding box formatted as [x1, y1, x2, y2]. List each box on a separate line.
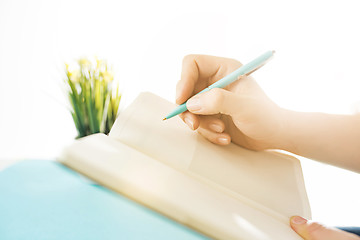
[280, 110, 360, 172]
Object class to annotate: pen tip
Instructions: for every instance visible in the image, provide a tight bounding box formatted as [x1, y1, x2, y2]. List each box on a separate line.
[163, 118, 167, 121]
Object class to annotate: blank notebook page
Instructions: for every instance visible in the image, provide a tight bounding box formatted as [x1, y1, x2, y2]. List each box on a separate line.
[109, 92, 311, 220]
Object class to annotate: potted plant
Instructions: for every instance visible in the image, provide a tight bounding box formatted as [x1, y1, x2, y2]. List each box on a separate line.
[65, 57, 121, 138]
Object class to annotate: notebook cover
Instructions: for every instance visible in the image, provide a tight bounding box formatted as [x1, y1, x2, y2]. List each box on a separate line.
[0, 160, 208, 240]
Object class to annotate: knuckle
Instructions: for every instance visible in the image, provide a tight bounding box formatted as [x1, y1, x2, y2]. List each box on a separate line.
[182, 54, 198, 64]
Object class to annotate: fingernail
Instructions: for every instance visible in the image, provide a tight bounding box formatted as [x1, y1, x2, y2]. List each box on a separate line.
[210, 123, 223, 133]
[187, 97, 202, 112]
[185, 117, 194, 130]
[291, 216, 307, 225]
[218, 137, 229, 144]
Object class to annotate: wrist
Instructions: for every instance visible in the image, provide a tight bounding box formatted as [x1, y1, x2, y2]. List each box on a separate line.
[274, 108, 298, 152]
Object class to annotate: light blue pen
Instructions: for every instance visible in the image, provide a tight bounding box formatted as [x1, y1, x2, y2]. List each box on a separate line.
[163, 50, 275, 120]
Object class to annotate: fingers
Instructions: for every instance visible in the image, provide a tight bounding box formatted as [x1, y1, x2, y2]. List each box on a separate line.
[197, 127, 231, 145]
[198, 116, 230, 145]
[179, 111, 200, 130]
[186, 88, 242, 117]
[176, 54, 238, 104]
[180, 111, 224, 132]
[198, 115, 225, 133]
[290, 216, 360, 240]
[180, 113, 231, 145]
[176, 76, 195, 105]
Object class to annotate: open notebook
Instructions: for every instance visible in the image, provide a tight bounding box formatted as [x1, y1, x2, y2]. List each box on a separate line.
[59, 92, 311, 240]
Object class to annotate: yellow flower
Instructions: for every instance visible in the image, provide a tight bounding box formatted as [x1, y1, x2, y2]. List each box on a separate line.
[78, 58, 91, 68]
[102, 71, 114, 83]
[69, 70, 81, 83]
[96, 58, 105, 70]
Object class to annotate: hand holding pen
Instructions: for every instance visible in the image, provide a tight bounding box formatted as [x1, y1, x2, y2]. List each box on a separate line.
[169, 52, 285, 150]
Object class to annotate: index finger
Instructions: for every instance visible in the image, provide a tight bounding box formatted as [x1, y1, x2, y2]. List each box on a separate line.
[176, 54, 228, 104]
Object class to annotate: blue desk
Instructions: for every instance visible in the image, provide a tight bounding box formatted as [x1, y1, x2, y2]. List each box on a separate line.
[0, 160, 209, 240]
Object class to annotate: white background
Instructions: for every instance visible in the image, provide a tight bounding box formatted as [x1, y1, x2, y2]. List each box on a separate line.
[0, 0, 359, 227]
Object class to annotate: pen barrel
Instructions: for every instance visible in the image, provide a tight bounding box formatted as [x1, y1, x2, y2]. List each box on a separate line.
[164, 103, 188, 120]
[210, 50, 273, 89]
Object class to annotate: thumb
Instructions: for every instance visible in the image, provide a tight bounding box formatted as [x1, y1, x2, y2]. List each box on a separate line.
[290, 216, 359, 240]
[186, 88, 241, 116]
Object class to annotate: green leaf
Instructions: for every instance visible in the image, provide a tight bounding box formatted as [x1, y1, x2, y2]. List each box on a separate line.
[100, 93, 110, 133]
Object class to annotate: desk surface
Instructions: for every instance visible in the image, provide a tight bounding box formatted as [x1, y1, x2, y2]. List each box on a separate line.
[0, 160, 209, 240]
